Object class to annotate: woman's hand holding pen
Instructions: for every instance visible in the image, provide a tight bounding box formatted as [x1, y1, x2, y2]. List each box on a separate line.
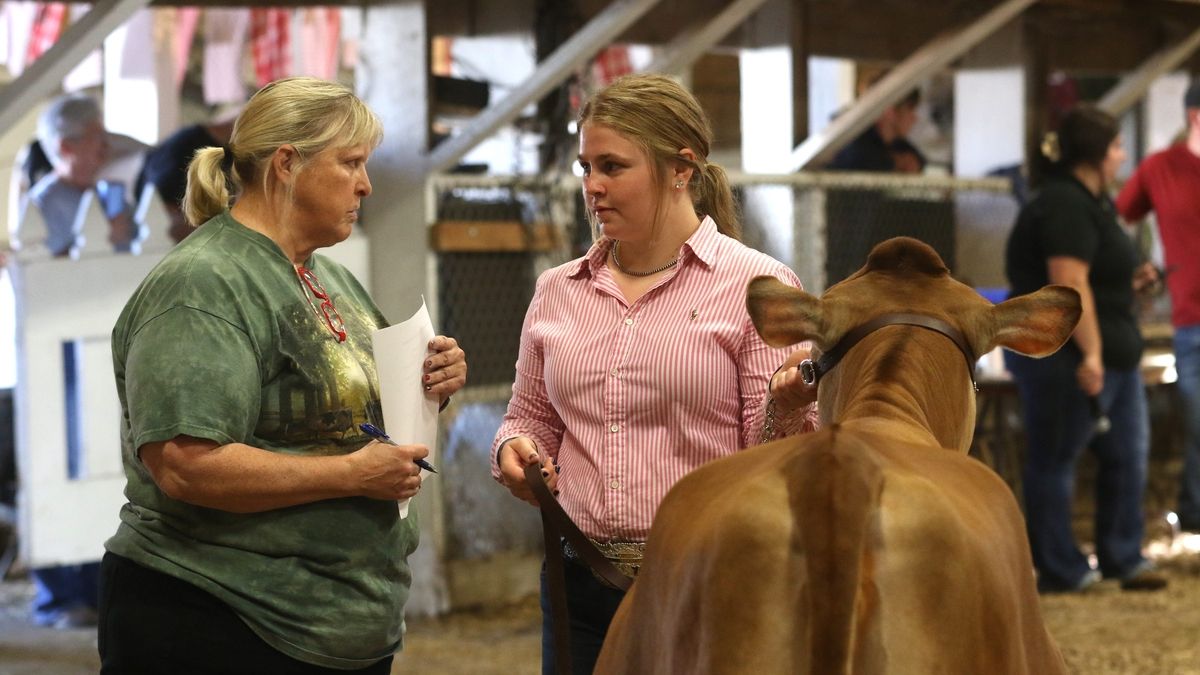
[349, 441, 430, 501]
[424, 336, 467, 405]
[497, 437, 557, 507]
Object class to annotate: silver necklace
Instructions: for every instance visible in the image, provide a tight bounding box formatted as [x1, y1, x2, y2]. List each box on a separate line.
[611, 241, 678, 277]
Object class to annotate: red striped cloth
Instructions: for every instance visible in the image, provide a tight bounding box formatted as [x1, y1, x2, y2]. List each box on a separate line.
[250, 7, 291, 87]
[25, 2, 68, 64]
[592, 45, 632, 87]
[172, 7, 202, 89]
[296, 7, 340, 80]
[492, 217, 819, 541]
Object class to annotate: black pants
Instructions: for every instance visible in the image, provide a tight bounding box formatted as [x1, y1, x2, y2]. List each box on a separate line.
[540, 557, 627, 675]
[98, 552, 394, 675]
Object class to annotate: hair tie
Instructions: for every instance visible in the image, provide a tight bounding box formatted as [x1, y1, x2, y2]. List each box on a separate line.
[220, 145, 235, 174]
[1040, 131, 1061, 163]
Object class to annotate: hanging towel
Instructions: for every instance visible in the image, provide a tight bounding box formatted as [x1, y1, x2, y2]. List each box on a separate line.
[296, 7, 340, 80]
[173, 7, 201, 90]
[25, 2, 68, 64]
[1, 1, 39, 76]
[203, 8, 249, 104]
[250, 7, 290, 87]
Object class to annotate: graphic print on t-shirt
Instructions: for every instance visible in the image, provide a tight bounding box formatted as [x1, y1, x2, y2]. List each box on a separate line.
[255, 289, 384, 450]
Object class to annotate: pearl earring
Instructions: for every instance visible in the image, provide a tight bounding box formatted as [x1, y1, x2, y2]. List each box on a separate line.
[675, 180, 684, 189]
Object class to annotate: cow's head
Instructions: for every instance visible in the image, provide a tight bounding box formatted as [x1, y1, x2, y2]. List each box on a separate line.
[746, 237, 1081, 451]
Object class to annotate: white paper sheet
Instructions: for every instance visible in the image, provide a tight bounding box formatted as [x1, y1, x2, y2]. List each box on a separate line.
[372, 299, 439, 518]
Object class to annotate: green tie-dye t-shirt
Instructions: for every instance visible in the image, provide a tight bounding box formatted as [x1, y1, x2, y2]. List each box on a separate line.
[106, 212, 418, 669]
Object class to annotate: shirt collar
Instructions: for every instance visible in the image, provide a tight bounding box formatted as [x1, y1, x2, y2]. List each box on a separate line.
[685, 216, 721, 269]
[568, 239, 609, 279]
[1055, 173, 1107, 204]
[568, 215, 722, 279]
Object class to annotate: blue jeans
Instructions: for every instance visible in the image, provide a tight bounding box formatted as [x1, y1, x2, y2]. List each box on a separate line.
[1006, 349, 1150, 590]
[540, 557, 627, 675]
[31, 562, 100, 624]
[1173, 324, 1200, 526]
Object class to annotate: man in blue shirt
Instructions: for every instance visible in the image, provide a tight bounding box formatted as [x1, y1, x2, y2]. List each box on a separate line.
[29, 94, 136, 257]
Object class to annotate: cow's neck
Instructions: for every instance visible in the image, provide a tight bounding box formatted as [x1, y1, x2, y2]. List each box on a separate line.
[824, 334, 975, 452]
[835, 394, 961, 450]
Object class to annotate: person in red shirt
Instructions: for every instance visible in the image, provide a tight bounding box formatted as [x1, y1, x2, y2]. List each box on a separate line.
[491, 74, 819, 675]
[1115, 81, 1200, 533]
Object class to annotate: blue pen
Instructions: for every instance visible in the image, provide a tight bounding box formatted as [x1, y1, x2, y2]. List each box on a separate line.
[359, 422, 438, 473]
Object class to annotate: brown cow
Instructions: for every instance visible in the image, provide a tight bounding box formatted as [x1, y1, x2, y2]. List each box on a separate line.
[595, 237, 1079, 675]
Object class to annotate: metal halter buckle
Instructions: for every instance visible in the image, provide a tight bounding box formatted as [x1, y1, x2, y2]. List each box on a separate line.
[799, 359, 819, 386]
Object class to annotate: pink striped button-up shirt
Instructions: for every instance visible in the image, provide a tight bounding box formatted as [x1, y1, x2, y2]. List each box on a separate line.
[492, 217, 820, 541]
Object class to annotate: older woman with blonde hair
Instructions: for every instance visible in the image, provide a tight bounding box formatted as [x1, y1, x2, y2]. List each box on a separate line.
[98, 77, 467, 673]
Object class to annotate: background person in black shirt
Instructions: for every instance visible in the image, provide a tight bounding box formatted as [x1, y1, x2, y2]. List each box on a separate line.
[135, 110, 237, 244]
[827, 87, 925, 174]
[1004, 105, 1165, 594]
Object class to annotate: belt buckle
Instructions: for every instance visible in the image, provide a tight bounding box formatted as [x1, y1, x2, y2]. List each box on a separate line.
[560, 538, 644, 589]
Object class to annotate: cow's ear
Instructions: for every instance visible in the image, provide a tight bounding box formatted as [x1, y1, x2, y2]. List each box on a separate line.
[746, 276, 826, 348]
[985, 285, 1082, 357]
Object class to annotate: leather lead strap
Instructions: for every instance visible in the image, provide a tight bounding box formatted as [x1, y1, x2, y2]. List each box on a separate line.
[540, 508, 573, 675]
[807, 312, 978, 390]
[525, 463, 633, 675]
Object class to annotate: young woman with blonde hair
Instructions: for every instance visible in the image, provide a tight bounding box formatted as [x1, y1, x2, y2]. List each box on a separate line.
[493, 73, 819, 674]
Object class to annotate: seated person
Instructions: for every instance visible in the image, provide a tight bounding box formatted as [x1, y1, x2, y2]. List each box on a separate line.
[20, 140, 53, 188]
[828, 87, 926, 174]
[29, 93, 137, 256]
[134, 111, 236, 244]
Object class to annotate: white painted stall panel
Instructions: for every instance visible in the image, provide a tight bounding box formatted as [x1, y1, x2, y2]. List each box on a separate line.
[12, 251, 163, 567]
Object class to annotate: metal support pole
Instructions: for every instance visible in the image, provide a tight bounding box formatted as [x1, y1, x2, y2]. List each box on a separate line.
[0, 0, 149, 133]
[424, 0, 665, 175]
[646, 0, 771, 75]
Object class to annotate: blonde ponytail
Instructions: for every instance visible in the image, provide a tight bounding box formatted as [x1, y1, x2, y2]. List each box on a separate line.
[182, 146, 233, 227]
[695, 162, 740, 241]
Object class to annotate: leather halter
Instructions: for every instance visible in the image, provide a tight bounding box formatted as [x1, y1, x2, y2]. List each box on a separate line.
[799, 313, 979, 392]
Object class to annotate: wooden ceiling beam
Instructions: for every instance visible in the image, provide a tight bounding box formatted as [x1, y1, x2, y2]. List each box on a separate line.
[424, 0, 666, 174]
[790, 0, 1040, 170]
[647, 0, 771, 75]
[1098, 25, 1200, 115]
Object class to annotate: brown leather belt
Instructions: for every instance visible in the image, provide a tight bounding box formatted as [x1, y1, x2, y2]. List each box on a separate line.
[524, 463, 633, 675]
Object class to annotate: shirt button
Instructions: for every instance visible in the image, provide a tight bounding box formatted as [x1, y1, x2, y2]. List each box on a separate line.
[624, 318, 634, 326]
[609, 424, 619, 433]
[610, 367, 619, 376]
[610, 480, 620, 490]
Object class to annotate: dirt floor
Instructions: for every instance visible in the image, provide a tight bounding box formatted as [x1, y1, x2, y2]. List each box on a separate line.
[3, 535, 1199, 675]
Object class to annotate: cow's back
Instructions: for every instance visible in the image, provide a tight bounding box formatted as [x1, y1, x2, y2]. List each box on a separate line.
[596, 424, 1066, 675]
